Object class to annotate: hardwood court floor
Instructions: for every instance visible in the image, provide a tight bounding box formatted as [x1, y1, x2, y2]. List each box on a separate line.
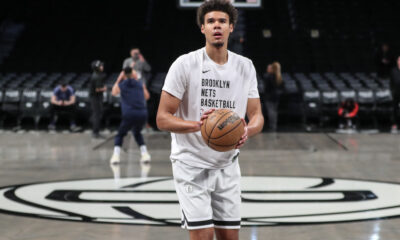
[0, 130, 399, 240]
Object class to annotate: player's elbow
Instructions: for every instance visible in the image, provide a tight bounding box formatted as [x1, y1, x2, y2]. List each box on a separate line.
[254, 114, 264, 133]
[156, 112, 168, 131]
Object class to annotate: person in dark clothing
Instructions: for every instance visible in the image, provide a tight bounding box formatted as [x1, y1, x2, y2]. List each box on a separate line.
[263, 62, 283, 131]
[110, 67, 151, 164]
[89, 60, 107, 138]
[48, 83, 80, 132]
[338, 98, 359, 129]
[390, 56, 400, 133]
[375, 43, 395, 79]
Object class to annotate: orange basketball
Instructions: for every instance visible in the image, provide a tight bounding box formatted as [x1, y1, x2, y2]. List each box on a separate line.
[201, 109, 245, 152]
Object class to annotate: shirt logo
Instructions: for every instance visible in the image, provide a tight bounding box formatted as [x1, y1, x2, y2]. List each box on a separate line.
[202, 70, 211, 74]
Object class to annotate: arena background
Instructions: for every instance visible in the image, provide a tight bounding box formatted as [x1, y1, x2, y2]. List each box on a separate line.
[1, 1, 400, 240]
[1, 0, 399, 131]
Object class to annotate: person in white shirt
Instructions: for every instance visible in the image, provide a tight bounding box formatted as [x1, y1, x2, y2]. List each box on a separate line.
[156, 1, 264, 239]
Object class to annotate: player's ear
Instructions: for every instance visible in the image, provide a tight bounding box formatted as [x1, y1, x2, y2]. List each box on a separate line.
[201, 24, 205, 34]
[229, 24, 234, 33]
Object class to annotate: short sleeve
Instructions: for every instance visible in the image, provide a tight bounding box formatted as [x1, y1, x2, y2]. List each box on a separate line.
[162, 56, 188, 100]
[53, 87, 59, 95]
[68, 86, 75, 95]
[248, 62, 260, 98]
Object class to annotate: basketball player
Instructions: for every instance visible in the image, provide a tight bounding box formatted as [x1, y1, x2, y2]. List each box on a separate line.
[110, 67, 151, 164]
[156, 1, 264, 239]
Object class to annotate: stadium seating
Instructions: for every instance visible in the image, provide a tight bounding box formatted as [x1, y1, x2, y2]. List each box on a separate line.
[1, 0, 400, 130]
[0, 70, 393, 130]
[19, 89, 39, 128]
[1, 88, 20, 128]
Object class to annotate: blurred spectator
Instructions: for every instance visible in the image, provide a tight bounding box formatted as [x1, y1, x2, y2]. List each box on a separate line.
[338, 98, 358, 129]
[109, 67, 151, 165]
[90, 60, 107, 139]
[122, 47, 152, 84]
[48, 83, 80, 132]
[263, 62, 283, 132]
[375, 43, 394, 79]
[390, 56, 400, 133]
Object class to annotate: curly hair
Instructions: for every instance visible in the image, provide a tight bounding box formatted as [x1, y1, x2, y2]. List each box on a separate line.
[196, 0, 238, 28]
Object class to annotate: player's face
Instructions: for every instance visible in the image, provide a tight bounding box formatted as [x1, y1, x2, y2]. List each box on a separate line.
[201, 11, 233, 49]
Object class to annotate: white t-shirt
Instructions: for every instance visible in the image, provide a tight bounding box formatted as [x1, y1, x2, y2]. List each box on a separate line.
[162, 47, 259, 169]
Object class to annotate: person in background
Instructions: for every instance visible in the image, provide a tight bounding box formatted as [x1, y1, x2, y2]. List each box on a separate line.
[338, 98, 359, 129]
[123, 47, 153, 132]
[376, 43, 394, 79]
[263, 61, 283, 132]
[390, 56, 400, 133]
[122, 47, 152, 85]
[48, 83, 80, 132]
[89, 60, 107, 139]
[110, 67, 151, 164]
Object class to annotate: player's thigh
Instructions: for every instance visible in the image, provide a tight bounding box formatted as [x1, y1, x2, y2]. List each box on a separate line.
[211, 160, 241, 228]
[172, 160, 214, 229]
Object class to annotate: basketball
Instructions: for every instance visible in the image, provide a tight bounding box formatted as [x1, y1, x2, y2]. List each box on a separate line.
[201, 109, 245, 152]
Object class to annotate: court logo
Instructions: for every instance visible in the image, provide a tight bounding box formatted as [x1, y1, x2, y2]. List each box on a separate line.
[1, 176, 400, 226]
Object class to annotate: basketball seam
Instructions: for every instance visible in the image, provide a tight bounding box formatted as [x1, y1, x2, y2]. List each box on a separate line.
[207, 111, 233, 146]
[209, 120, 243, 140]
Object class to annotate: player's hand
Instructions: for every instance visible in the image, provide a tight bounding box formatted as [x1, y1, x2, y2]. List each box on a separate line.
[191, 121, 202, 132]
[200, 109, 215, 122]
[235, 119, 248, 149]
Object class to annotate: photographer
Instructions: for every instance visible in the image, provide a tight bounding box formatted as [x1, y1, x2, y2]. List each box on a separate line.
[122, 47, 151, 84]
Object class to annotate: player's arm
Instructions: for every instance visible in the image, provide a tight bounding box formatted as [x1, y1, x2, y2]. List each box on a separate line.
[246, 98, 264, 137]
[156, 91, 201, 133]
[236, 98, 264, 149]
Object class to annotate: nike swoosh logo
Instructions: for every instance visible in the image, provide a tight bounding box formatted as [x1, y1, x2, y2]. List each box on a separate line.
[202, 70, 210, 74]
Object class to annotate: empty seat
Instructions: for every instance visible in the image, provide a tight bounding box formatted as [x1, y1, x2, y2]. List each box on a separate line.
[357, 89, 376, 127]
[339, 90, 356, 101]
[37, 89, 54, 124]
[19, 89, 39, 128]
[105, 92, 121, 128]
[0, 90, 3, 127]
[74, 89, 91, 121]
[148, 72, 166, 94]
[375, 89, 393, 124]
[303, 90, 321, 126]
[2, 89, 21, 127]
